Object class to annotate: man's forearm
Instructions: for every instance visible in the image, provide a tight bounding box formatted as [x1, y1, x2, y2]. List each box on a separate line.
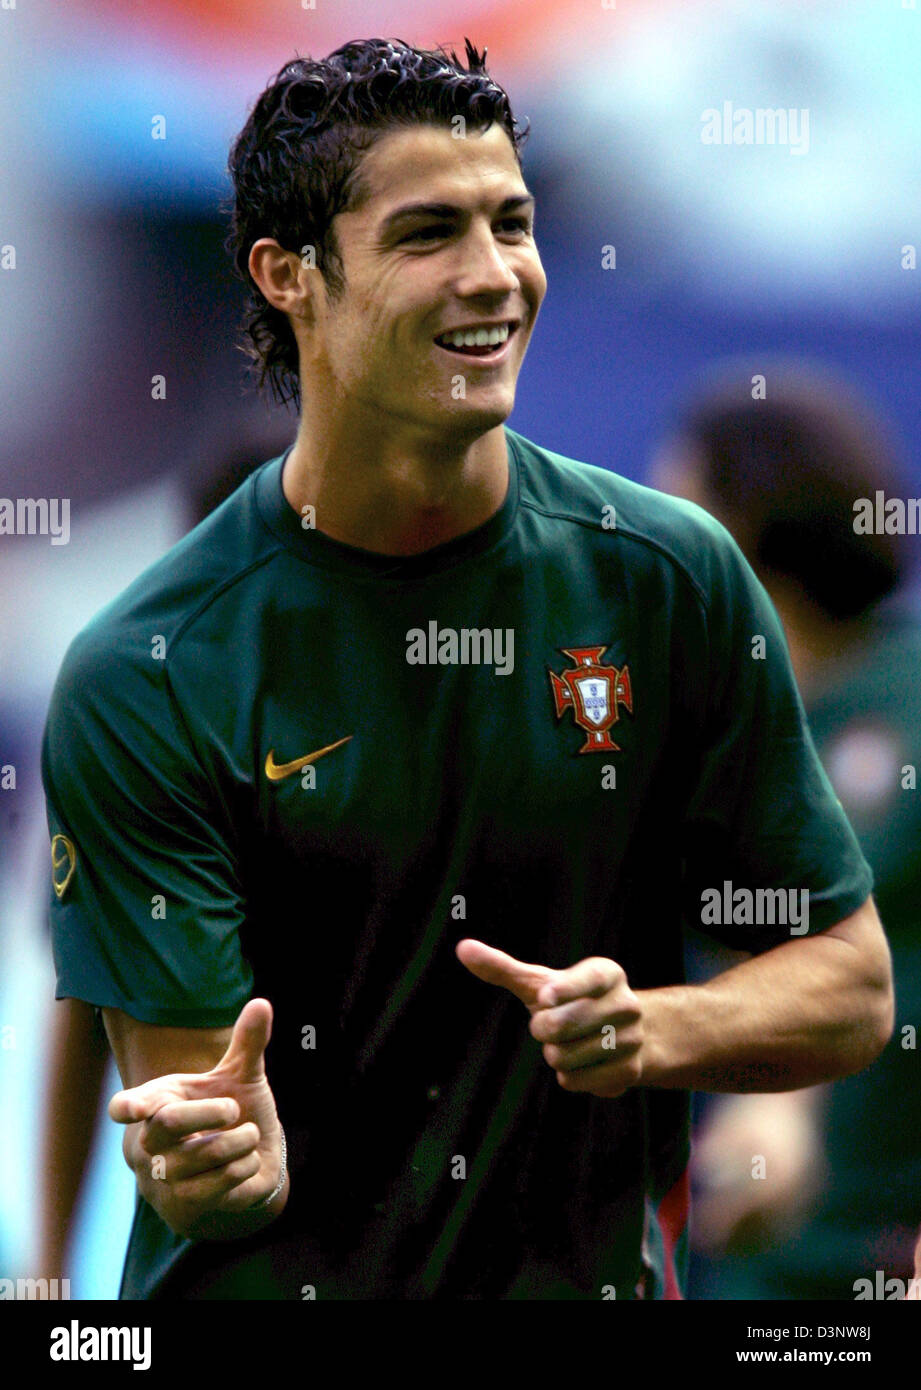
[638, 909, 893, 1092]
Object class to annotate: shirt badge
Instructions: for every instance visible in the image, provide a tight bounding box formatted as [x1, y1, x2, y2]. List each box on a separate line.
[549, 646, 633, 754]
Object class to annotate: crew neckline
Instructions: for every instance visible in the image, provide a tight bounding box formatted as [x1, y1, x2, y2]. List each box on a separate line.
[255, 427, 522, 581]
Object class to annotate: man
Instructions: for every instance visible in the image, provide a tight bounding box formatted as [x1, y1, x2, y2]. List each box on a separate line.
[42, 38, 893, 1301]
[652, 360, 921, 1299]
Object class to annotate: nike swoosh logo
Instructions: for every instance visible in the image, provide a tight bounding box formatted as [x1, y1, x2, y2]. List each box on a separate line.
[265, 736, 353, 782]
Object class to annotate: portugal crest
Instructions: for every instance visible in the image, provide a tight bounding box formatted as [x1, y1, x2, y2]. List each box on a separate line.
[549, 646, 633, 754]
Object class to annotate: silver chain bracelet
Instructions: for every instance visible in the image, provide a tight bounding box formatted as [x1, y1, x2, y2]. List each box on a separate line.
[252, 1123, 287, 1209]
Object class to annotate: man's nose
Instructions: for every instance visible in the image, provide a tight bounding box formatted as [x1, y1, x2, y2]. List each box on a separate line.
[453, 225, 521, 297]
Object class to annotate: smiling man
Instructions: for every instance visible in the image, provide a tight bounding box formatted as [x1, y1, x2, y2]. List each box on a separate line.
[42, 38, 892, 1301]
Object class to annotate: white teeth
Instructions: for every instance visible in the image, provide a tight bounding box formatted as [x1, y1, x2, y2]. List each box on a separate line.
[439, 323, 511, 349]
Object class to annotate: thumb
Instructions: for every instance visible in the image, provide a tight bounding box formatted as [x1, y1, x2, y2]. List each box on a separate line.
[213, 997, 273, 1083]
[456, 939, 556, 1010]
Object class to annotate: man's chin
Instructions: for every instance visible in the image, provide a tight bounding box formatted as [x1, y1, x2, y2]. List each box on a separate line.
[442, 392, 514, 433]
[434, 413, 511, 451]
[396, 382, 516, 443]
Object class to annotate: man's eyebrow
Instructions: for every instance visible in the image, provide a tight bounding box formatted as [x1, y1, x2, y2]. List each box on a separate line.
[378, 194, 536, 236]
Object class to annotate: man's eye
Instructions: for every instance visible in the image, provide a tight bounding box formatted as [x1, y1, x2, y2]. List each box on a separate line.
[402, 218, 532, 244]
[404, 225, 452, 242]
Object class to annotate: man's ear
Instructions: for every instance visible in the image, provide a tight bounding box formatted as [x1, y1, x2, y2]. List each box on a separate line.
[248, 238, 317, 325]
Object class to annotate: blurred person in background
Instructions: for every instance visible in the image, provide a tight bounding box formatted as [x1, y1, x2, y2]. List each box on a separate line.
[653, 358, 921, 1300]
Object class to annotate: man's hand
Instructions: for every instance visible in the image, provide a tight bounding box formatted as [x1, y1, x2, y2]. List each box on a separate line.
[456, 939, 643, 1098]
[107, 998, 286, 1240]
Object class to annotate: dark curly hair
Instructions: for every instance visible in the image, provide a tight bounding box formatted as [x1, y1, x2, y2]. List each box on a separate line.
[224, 37, 529, 410]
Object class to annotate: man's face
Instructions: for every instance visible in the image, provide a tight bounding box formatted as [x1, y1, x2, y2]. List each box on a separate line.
[304, 121, 547, 440]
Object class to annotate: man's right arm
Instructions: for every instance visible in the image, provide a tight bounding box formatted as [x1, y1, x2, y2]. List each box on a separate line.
[43, 628, 279, 1240]
[102, 1006, 234, 1086]
[102, 998, 289, 1242]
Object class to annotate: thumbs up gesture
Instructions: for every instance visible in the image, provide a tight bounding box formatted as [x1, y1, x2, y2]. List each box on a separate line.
[108, 999, 287, 1239]
[456, 940, 644, 1098]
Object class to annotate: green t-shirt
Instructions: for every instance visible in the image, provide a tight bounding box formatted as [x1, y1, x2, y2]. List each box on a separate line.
[42, 426, 872, 1300]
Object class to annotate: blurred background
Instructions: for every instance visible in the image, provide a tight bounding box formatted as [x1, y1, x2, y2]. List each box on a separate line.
[1, 0, 920, 1297]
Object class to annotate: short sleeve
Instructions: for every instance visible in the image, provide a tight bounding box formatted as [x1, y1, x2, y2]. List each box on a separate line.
[41, 622, 252, 1026]
[680, 526, 874, 954]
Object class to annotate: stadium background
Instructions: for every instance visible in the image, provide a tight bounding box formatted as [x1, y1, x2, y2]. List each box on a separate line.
[1, 0, 919, 1296]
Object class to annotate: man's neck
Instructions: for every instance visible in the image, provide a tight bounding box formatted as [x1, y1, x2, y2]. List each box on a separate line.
[281, 415, 510, 557]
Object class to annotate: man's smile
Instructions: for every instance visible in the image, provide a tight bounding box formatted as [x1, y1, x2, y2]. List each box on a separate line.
[433, 320, 519, 361]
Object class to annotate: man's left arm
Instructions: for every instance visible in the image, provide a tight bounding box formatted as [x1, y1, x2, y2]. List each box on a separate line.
[457, 893, 893, 1099]
[638, 893, 893, 1092]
